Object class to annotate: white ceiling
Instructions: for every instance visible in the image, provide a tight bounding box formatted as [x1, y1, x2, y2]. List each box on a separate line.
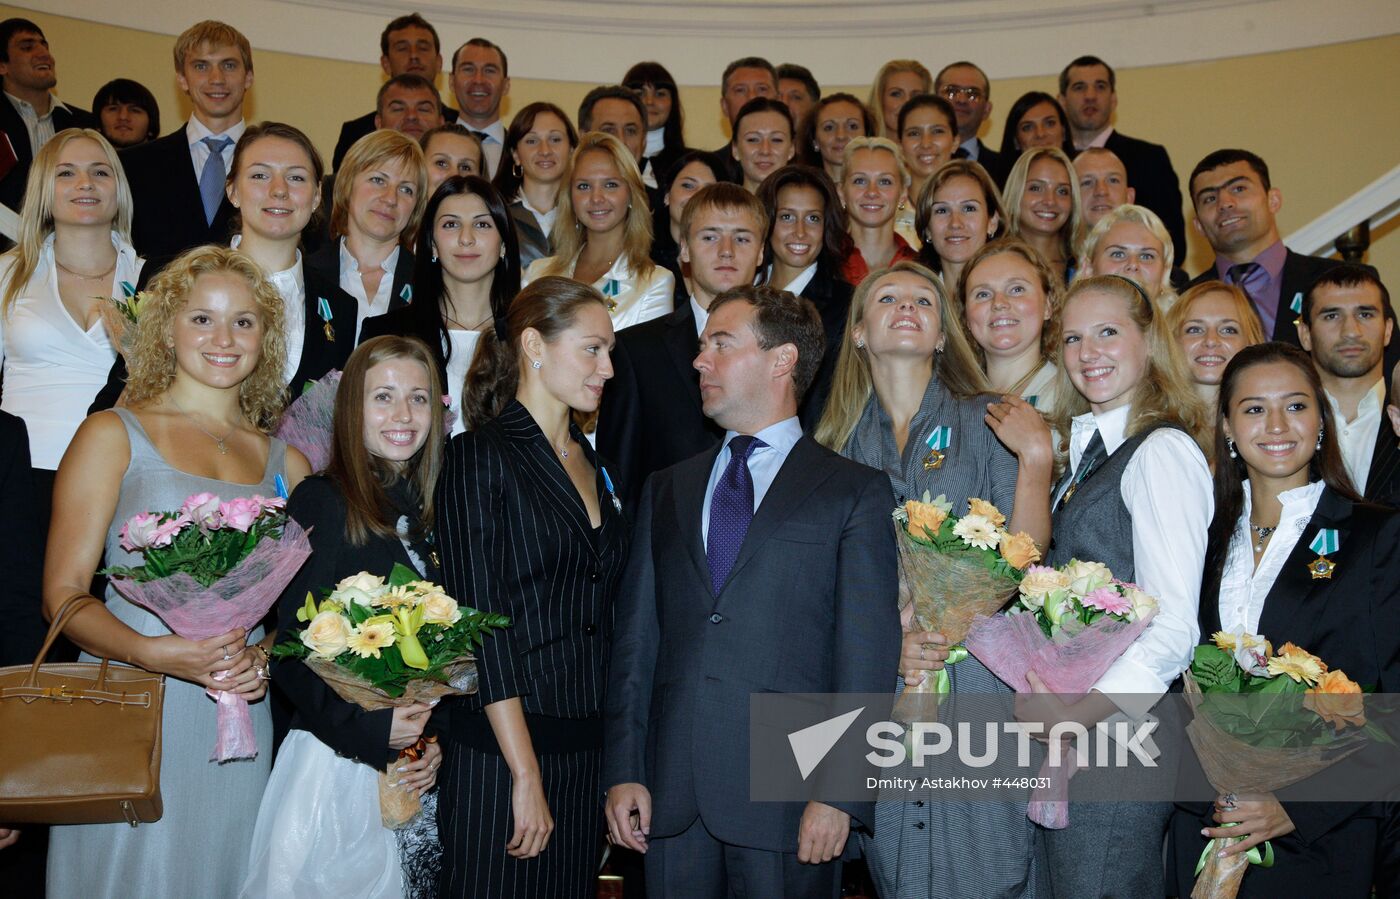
[34, 0, 1400, 84]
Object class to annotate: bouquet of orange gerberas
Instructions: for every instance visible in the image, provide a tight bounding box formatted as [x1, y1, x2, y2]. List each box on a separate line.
[891, 493, 1040, 721]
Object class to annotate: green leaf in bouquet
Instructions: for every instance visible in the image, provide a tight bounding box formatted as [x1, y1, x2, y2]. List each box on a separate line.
[1190, 645, 1240, 690]
[388, 562, 420, 587]
[346, 601, 374, 625]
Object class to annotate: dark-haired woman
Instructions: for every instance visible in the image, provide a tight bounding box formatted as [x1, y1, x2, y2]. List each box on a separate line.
[992, 92, 1073, 185]
[895, 94, 959, 249]
[435, 276, 628, 897]
[649, 150, 723, 280]
[730, 97, 795, 194]
[245, 335, 446, 898]
[624, 61, 688, 190]
[492, 103, 578, 271]
[1166, 342, 1400, 899]
[360, 175, 522, 436]
[800, 93, 876, 186]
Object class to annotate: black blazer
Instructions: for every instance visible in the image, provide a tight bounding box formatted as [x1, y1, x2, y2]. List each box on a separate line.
[434, 399, 628, 748]
[601, 435, 900, 851]
[0, 411, 43, 665]
[595, 293, 723, 507]
[507, 198, 550, 272]
[305, 240, 415, 339]
[1099, 130, 1186, 263]
[357, 300, 452, 395]
[121, 125, 239, 259]
[271, 475, 441, 766]
[88, 255, 357, 413]
[965, 139, 1005, 186]
[1169, 487, 1400, 897]
[789, 260, 854, 431]
[1363, 416, 1400, 509]
[0, 98, 96, 212]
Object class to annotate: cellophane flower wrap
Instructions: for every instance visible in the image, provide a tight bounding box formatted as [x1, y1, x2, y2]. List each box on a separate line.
[103, 492, 311, 762]
[274, 370, 342, 472]
[891, 493, 1037, 723]
[1182, 632, 1393, 899]
[98, 281, 144, 362]
[271, 563, 511, 827]
[964, 558, 1158, 828]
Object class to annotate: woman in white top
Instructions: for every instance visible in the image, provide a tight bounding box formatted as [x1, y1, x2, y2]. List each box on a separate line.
[959, 238, 1061, 410]
[524, 132, 673, 331]
[0, 127, 142, 521]
[493, 103, 578, 272]
[312, 129, 426, 341]
[1076, 203, 1178, 311]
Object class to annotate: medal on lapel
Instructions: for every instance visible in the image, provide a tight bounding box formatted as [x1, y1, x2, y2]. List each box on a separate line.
[602, 278, 620, 313]
[400, 284, 413, 305]
[601, 467, 623, 515]
[317, 296, 335, 342]
[1306, 528, 1339, 580]
[1291, 291, 1304, 329]
[922, 425, 951, 471]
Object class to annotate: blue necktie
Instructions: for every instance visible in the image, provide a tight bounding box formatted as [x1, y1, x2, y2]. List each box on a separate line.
[199, 136, 233, 226]
[706, 435, 765, 595]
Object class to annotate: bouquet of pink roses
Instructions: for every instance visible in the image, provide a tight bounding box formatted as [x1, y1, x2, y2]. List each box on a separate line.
[103, 492, 312, 761]
[965, 558, 1158, 827]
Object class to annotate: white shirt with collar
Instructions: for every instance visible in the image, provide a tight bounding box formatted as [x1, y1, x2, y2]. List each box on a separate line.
[957, 136, 980, 161]
[1217, 479, 1325, 636]
[231, 235, 304, 385]
[781, 262, 819, 297]
[1064, 405, 1212, 713]
[523, 253, 674, 331]
[701, 417, 804, 550]
[690, 296, 710, 337]
[459, 117, 505, 177]
[518, 191, 558, 241]
[1075, 125, 1115, 152]
[337, 238, 400, 340]
[5, 91, 68, 155]
[1326, 379, 1385, 494]
[186, 116, 246, 180]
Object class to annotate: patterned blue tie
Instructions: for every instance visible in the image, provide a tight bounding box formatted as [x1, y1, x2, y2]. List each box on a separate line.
[199, 136, 233, 226]
[706, 435, 765, 595]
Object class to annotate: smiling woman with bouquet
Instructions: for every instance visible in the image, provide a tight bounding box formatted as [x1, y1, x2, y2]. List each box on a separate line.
[42, 246, 311, 899]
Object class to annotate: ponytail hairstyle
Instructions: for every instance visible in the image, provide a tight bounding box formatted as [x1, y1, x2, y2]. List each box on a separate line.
[1202, 341, 1360, 591]
[461, 275, 609, 430]
[327, 335, 445, 545]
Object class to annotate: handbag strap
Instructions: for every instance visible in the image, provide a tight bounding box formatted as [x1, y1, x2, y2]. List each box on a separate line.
[24, 593, 104, 687]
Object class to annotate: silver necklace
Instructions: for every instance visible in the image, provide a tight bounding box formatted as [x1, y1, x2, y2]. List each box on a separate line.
[169, 394, 236, 455]
[1248, 521, 1277, 553]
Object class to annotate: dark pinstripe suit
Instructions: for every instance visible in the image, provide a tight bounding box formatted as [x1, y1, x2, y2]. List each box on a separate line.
[434, 399, 628, 898]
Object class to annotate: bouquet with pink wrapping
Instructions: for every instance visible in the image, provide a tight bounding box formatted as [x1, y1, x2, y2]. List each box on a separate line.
[103, 492, 312, 762]
[274, 370, 342, 472]
[965, 559, 1157, 827]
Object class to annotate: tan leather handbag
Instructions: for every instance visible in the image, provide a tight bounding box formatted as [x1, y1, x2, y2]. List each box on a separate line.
[0, 594, 165, 826]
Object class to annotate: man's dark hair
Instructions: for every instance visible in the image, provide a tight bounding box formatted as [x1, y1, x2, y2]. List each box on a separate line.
[92, 78, 162, 141]
[578, 85, 645, 133]
[0, 18, 43, 63]
[1058, 55, 1116, 96]
[721, 57, 778, 93]
[934, 60, 990, 93]
[776, 63, 820, 103]
[709, 285, 826, 398]
[453, 37, 507, 77]
[377, 73, 440, 112]
[1302, 263, 1393, 325]
[379, 13, 440, 57]
[1188, 148, 1271, 200]
[730, 97, 794, 145]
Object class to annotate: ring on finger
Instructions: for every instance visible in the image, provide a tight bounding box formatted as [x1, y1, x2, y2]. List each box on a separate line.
[918, 646, 926, 661]
[222, 644, 233, 661]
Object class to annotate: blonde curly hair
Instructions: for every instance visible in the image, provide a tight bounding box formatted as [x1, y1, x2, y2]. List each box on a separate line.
[124, 246, 289, 431]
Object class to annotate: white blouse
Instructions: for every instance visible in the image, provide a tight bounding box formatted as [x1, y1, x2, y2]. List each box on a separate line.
[1217, 480, 1325, 636]
[0, 232, 143, 469]
[444, 328, 482, 438]
[1020, 359, 1060, 411]
[231, 236, 305, 386]
[337, 238, 400, 342]
[523, 252, 674, 332]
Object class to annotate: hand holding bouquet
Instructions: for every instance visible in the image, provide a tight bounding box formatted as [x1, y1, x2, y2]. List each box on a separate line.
[272, 563, 510, 826]
[103, 492, 311, 761]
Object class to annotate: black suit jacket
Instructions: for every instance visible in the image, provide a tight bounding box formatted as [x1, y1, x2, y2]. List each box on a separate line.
[1169, 487, 1400, 897]
[1364, 416, 1400, 509]
[357, 300, 451, 393]
[791, 260, 853, 430]
[88, 255, 357, 412]
[1100, 130, 1186, 264]
[0, 411, 44, 665]
[435, 399, 628, 746]
[305, 240, 414, 342]
[0, 97, 97, 212]
[507, 198, 550, 272]
[602, 435, 900, 850]
[271, 475, 442, 765]
[595, 295, 723, 507]
[966, 139, 1004, 186]
[121, 125, 239, 259]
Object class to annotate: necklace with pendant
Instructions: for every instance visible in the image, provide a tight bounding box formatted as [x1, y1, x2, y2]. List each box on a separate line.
[169, 394, 236, 455]
[1249, 521, 1277, 553]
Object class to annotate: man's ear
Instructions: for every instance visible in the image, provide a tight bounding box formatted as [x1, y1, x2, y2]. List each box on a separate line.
[772, 342, 798, 380]
[1296, 317, 1312, 353]
[1267, 187, 1282, 216]
[1126, 186, 1136, 204]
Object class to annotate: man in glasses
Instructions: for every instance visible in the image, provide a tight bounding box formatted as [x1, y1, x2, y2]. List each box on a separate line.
[933, 61, 1001, 177]
[1059, 54, 1185, 261]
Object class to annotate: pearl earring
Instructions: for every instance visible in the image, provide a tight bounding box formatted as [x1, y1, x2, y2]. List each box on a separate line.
[1227, 437, 1237, 459]
[531, 359, 542, 370]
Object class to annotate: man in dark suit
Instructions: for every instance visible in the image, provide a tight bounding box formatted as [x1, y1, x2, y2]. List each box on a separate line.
[448, 37, 510, 178]
[0, 18, 97, 214]
[121, 21, 252, 259]
[596, 183, 767, 504]
[331, 13, 446, 171]
[709, 58, 778, 183]
[1298, 264, 1399, 507]
[603, 284, 900, 898]
[935, 61, 1001, 177]
[1059, 55, 1186, 261]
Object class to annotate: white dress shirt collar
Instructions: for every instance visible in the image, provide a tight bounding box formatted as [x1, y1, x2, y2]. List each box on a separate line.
[690, 296, 709, 336]
[1069, 404, 1131, 470]
[1325, 379, 1385, 493]
[187, 115, 246, 146]
[230, 235, 304, 384]
[781, 262, 819, 297]
[1218, 479, 1325, 636]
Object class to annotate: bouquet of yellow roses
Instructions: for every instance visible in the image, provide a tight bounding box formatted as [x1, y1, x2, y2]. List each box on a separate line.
[891, 493, 1039, 721]
[272, 563, 509, 826]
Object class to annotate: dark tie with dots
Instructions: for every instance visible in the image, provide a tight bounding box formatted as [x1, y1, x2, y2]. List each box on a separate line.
[706, 435, 765, 595]
[1227, 262, 1267, 320]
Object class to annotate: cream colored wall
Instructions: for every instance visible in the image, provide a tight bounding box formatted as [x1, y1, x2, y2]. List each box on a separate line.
[10, 6, 1398, 283]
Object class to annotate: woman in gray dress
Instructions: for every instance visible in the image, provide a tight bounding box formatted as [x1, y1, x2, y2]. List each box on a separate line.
[814, 260, 1053, 898]
[42, 246, 311, 899]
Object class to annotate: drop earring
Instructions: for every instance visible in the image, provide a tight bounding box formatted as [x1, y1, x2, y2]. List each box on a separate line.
[1316, 428, 1324, 452]
[431, 245, 438, 263]
[1227, 437, 1237, 459]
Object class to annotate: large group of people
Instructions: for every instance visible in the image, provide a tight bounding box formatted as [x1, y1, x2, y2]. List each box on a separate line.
[0, 11, 1398, 899]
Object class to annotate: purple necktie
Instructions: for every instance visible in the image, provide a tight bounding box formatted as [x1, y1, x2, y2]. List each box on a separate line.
[706, 435, 765, 595]
[1227, 262, 1273, 334]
